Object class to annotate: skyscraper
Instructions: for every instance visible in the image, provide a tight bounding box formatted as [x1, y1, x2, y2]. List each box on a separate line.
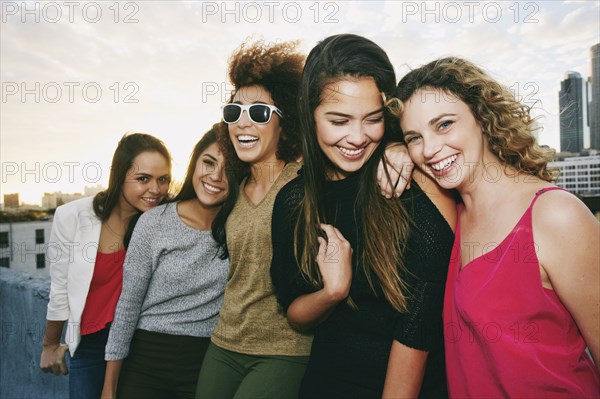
[559, 71, 587, 153]
[590, 43, 600, 150]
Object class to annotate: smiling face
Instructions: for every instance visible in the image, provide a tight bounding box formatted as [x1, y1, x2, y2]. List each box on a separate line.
[313, 77, 385, 180]
[400, 88, 493, 190]
[120, 151, 171, 212]
[192, 142, 228, 208]
[227, 84, 282, 165]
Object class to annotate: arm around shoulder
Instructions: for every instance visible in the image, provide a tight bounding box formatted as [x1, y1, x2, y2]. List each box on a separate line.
[379, 142, 414, 199]
[413, 169, 457, 232]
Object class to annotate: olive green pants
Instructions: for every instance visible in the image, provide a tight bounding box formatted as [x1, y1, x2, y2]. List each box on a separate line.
[195, 343, 309, 399]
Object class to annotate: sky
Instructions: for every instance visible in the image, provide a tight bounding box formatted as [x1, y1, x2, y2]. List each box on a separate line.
[1, 0, 599, 205]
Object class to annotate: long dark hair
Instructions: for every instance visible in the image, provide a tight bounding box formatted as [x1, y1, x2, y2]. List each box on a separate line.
[171, 123, 239, 259]
[94, 132, 172, 248]
[297, 33, 412, 312]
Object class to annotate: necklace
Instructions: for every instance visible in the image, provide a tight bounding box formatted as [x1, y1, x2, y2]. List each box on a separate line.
[104, 220, 125, 238]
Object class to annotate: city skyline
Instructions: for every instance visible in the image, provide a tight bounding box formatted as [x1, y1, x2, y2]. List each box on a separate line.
[1, 1, 599, 205]
[591, 43, 600, 150]
[559, 71, 587, 153]
[2, 184, 106, 209]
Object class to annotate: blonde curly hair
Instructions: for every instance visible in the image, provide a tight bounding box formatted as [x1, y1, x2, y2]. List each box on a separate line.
[394, 57, 557, 182]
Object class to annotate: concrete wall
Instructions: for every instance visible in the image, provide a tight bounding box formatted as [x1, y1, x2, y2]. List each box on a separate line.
[0, 268, 68, 399]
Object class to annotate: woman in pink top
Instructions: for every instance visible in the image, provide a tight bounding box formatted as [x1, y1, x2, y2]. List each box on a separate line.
[394, 57, 600, 397]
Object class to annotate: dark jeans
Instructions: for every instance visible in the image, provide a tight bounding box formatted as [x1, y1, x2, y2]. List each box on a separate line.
[118, 329, 211, 399]
[69, 327, 110, 399]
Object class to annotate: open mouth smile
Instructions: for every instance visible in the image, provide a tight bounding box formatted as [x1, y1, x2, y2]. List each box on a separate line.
[236, 135, 259, 148]
[429, 154, 457, 172]
[202, 182, 224, 194]
[337, 145, 366, 159]
[141, 197, 161, 206]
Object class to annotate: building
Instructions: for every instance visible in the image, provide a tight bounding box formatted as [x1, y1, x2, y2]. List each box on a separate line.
[41, 191, 83, 210]
[590, 43, 600, 150]
[0, 220, 53, 276]
[84, 184, 105, 197]
[3, 193, 19, 208]
[559, 71, 588, 153]
[549, 154, 600, 196]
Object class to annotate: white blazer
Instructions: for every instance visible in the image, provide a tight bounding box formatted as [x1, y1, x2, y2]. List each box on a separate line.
[46, 196, 102, 356]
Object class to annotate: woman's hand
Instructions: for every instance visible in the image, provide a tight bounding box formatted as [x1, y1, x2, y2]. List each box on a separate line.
[285, 224, 354, 330]
[378, 142, 414, 199]
[316, 224, 353, 302]
[40, 343, 69, 376]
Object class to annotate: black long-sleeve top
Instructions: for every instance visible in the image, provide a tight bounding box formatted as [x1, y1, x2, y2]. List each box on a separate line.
[270, 170, 454, 399]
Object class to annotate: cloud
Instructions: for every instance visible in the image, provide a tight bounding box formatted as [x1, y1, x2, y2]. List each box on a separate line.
[1, 0, 597, 203]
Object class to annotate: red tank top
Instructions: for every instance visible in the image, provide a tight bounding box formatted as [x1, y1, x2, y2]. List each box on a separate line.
[443, 187, 600, 398]
[80, 249, 125, 335]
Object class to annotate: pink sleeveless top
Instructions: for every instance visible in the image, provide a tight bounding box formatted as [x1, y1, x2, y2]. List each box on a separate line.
[443, 187, 600, 398]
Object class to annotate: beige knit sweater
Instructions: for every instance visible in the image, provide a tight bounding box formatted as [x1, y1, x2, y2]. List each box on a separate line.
[211, 162, 312, 356]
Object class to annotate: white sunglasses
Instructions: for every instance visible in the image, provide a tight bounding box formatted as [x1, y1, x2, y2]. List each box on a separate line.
[221, 103, 283, 125]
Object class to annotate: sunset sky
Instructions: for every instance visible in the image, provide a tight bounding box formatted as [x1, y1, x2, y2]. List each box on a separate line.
[1, 0, 599, 205]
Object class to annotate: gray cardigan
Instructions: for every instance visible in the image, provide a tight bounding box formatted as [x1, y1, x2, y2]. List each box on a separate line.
[105, 202, 229, 360]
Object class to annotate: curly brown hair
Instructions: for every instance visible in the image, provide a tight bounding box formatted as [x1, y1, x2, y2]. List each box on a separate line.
[394, 57, 557, 182]
[218, 39, 305, 171]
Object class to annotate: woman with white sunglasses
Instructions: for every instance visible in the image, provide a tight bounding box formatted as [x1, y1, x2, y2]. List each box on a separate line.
[195, 39, 311, 399]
